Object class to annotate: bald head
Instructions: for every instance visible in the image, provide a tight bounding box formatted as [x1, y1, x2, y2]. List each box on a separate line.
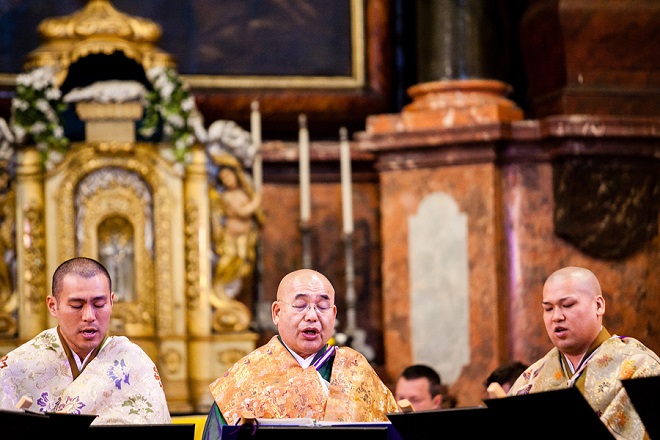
[276, 269, 335, 302]
[544, 266, 602, 297]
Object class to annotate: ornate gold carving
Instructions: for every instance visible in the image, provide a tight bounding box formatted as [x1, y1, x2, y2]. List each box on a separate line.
[24, 0, 175, 84]
[75, 168, 154, 336]
[184, 201, 200, 310]
[217, 347, 249, 369]
[210, 296, 251, 333]
[161, 348, 183, 375]
[23, 204, 46, 309]
[0, 163, 16, 336]
[54, 143, 175, 333]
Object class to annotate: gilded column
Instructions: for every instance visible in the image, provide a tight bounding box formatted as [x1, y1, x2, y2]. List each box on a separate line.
[183, 143, 214, 411]
[14, 147, 47, 340]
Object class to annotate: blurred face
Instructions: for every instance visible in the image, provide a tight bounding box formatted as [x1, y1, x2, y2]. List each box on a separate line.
[47, 273, 114, 360]
[395, 377, 441, 411]
[542, 271, 604, 362]
[272, 270, 336, 358]
[220, 168, 237, 188]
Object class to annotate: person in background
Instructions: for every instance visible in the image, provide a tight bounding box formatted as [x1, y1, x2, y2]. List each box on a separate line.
[394, 364, 443, 411]
[508, 266, 660, 440]
[484, 360, 528, 398]
[0, 257, 171, 424]
[202, 269, 398, 438]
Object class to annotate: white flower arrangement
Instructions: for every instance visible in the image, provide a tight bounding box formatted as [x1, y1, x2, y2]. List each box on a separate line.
[5, 65, 203, 170]
[140, 66, 202, 164]
[10, 66, 69, 169]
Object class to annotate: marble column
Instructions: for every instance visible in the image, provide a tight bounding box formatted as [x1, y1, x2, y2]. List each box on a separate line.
[415, 0, 489, 82]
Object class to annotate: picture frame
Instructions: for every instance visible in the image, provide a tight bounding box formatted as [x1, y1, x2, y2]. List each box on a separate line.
[0, 0, 394, 135]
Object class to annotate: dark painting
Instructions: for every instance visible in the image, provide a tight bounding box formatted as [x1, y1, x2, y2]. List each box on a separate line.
[0, 0, 356, 81]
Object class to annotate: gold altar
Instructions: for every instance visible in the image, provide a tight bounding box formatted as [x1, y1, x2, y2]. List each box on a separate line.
[0, 0, 260, 413]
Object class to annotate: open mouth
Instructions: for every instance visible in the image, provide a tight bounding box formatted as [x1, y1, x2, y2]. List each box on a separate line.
[81, 329, 97, 338]
[302, 328, 319, 338]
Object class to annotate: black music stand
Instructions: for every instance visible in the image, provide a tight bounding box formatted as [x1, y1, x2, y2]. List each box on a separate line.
[622, 376, 660, 440]
[484, 387, 615, 440]
[0, 409, 97, 436]
[218, 423, 391, 440]
[1, 409, 195, 439]
[90, 423, 196, 440]
[386, 406, 494, 439]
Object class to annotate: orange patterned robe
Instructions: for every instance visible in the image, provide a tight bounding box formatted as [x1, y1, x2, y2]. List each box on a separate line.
[209, 335, 398, 425]
[508, 328, 660, 440]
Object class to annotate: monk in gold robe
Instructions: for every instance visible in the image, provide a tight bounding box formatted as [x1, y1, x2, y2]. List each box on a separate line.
[202, 269, 398, 438]
[508, 266, 660, 440]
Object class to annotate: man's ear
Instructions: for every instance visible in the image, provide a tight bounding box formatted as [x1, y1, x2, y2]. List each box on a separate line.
[595, 296, 605, 316]
[46, 295, 57, 317]
[432, 393, 443, 409]
[271, 300, 281, 326]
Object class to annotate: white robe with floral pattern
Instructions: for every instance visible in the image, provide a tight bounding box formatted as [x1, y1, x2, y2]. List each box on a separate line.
[0, 327, 171, 425]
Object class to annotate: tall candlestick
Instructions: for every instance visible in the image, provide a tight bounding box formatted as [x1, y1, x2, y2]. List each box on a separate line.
[250, 100, 262, 193]
[298, 114, 311, 223]
[339, 127, 354, 235]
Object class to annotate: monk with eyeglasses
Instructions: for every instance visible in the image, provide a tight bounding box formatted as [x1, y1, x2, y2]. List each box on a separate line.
[202, 269, 397, 437]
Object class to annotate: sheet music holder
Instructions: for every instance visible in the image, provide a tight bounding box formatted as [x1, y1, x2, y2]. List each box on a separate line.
[622, 376, 660, 440]
[0, 409, 195, 439]
[89, 423, 196, 440]
[0, 408, 50, 437]
[484, 387, 615, 440]
[218, 423, 390, 440]
[386, 406, 494, 439]
[0, 409, 98, 436]
[45, 411, 98, 430]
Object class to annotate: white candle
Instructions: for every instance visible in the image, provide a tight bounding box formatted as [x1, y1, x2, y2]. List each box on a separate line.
[298, 114, 311, 223]
[339, 127, 354, 235]
[250, 100, 262, 193]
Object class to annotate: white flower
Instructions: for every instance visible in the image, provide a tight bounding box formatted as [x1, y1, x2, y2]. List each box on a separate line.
[181, 96, 195, 112]
[12, 125, 25, 142]
[10, 66, 70, 168]
[30, 121, 47, 135]
[45, 87, 61, 100]
[166, 113, 185, 129]
[140, 66, 201, 165]
[159, 82, 175, 100]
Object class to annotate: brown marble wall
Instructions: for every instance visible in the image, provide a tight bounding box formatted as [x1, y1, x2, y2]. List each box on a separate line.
[355, 112, 660, 407]
[520, 0, 660, 118]
[378, 159, 505, 406]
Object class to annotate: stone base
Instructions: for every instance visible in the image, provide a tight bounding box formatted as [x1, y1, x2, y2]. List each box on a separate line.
[366, 79, 523, 134]
[76, 101, 143, 142]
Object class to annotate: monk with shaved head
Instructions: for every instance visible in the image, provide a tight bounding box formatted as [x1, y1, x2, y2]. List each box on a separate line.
[203, 269, 397, 437]
[508, 266, 660, 439]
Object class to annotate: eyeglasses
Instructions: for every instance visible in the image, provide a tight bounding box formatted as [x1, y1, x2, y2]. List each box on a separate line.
[278, 300, 335, 315]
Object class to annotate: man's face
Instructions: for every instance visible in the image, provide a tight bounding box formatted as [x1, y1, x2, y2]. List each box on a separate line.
[542, 278, 604, 358]
[272, 274, 336, 358]
[47, 273, 114, 360]
[395, 377, 441, 411]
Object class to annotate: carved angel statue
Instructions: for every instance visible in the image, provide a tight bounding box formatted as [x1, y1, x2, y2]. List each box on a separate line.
[209, 153, 262, 332]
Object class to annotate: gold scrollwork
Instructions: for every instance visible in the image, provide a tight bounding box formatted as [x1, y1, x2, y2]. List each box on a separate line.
[24, 204, 46, 309]
[184, 200, 200, 310]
